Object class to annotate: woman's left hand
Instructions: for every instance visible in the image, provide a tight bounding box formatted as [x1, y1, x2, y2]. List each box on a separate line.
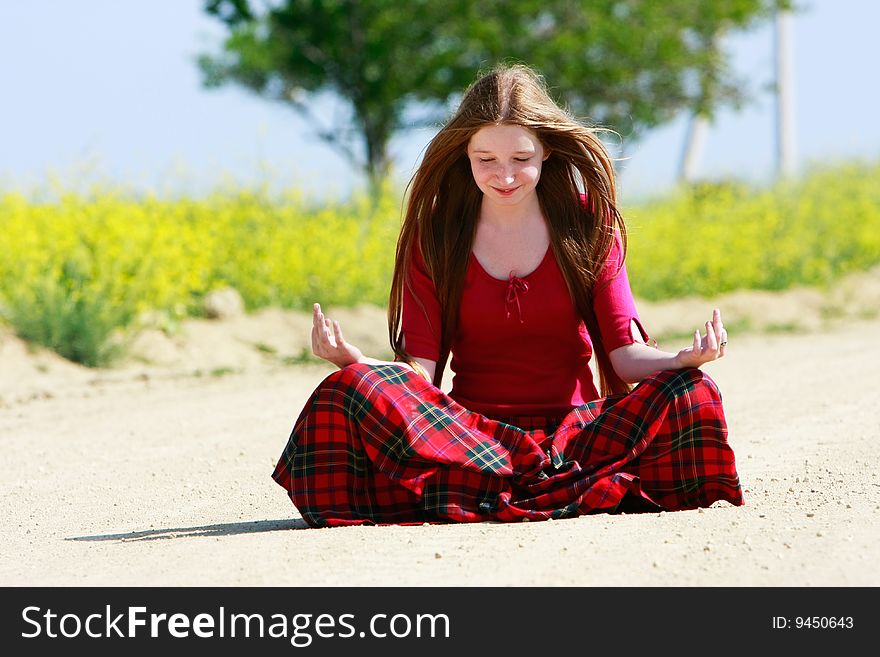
[674, 308, 728, 368]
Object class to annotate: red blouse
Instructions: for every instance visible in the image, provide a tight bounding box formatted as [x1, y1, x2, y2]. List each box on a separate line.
[402, 236, 645, 417]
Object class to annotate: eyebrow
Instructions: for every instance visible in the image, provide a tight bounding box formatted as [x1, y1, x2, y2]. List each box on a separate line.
[470, 149, 535, 154]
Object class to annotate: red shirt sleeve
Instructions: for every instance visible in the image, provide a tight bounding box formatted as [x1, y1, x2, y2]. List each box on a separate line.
[592, 234, 649, 352]
[401, 245, 442, 361]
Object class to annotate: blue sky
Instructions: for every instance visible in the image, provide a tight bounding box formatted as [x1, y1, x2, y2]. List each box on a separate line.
[1, 0, 878, 202]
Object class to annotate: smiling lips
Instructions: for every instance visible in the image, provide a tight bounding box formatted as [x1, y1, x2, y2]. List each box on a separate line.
[493, 186, 520, 196]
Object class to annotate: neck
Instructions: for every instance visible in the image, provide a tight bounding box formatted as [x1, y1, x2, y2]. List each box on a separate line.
[478, 193, 543, 230]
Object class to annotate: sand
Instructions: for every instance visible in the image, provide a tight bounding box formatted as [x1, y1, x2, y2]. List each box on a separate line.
[1, 280, 879, 586]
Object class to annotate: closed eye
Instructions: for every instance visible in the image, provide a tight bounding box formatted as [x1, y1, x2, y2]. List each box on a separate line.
[477, 157, 532, 163]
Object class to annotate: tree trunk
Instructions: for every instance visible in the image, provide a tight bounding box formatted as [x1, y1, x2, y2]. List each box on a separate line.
[362, 117, 391, 199]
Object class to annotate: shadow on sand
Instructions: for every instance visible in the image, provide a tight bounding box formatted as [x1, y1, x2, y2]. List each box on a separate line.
[66, 518, 310, 543]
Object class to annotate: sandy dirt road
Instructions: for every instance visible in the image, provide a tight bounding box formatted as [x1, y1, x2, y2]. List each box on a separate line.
[1, 307, 878, 587]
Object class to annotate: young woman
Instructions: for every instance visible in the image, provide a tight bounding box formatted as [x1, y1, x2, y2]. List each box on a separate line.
[272, 64, 743, 526]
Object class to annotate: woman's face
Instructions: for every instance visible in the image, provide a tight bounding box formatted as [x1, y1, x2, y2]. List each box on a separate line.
[467, 124, 549, 205]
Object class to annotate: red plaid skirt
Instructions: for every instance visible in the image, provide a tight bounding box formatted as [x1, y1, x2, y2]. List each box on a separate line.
[272, 364, 743, 526]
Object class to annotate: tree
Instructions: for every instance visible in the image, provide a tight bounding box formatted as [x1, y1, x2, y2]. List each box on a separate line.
[200, 0, 787, 190]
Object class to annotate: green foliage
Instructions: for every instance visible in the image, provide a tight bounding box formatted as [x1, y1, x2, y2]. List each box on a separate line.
[200, 0, 786, 183]
[1, 160, 878, 366]
[2, 265, 132, 367]
[0, 193, 151, 365]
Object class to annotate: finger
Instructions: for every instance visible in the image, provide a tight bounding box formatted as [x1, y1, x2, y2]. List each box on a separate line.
[332, 320, 345, 347]
[311, 324, 324, 356]
[719, 328, 728, 356]
[713, 307, 723, 337]
[693, 329, 701, 354]
[313, 303, 326, 336]
[312, 305, 334, 352]
[322, 317, 336, 347]
[311, 303, 320, 339]
[706, 320, 718, 353]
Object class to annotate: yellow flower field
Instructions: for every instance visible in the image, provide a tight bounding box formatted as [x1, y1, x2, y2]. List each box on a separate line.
[1, 162, 878, 365]
[625, 163, 880, 299]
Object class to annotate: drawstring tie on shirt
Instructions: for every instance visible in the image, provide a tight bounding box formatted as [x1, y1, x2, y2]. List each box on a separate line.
[505, 273, 529, 323]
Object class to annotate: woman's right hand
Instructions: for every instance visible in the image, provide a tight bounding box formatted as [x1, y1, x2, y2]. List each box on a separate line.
[311, 303, 364, 368]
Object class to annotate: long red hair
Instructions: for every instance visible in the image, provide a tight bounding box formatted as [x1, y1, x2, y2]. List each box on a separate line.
[388, 64, 630, 396]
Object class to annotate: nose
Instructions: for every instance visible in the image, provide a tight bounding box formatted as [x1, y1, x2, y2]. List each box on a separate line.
[497, 165, 516, 184]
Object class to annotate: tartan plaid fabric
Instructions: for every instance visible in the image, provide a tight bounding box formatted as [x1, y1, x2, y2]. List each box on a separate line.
[272, 363, 744, 526]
